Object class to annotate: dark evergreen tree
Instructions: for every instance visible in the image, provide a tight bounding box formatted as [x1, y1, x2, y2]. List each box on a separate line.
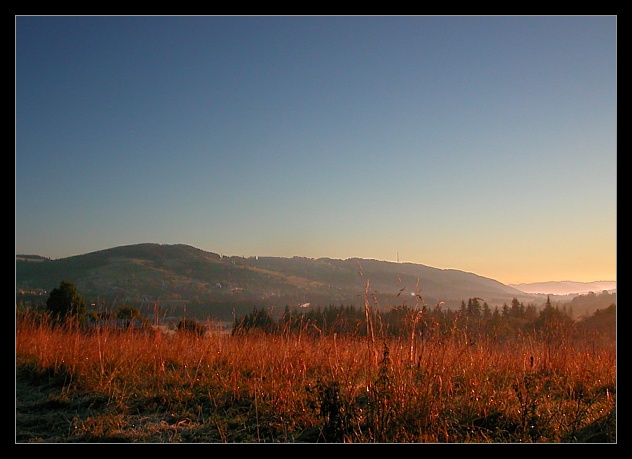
[232, 306, 275, 334]
[467, 297, 482, 317]
[524, 303, 538, 321]
[482, 302, 491, 319]
[46, 280, 87, 322]
[534, 295, 572, 329]
[510, 298, 523, 318]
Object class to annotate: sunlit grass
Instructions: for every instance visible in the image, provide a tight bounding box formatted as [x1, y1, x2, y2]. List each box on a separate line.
[16, 310, 615, 443]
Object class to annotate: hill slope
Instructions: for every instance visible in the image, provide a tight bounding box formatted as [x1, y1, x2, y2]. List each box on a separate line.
[16, 243, 534, 317]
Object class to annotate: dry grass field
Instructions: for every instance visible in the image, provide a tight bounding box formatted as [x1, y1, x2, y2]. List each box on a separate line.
[15, 310, 616, 443]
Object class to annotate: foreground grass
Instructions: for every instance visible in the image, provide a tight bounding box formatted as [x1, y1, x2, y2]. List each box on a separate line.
[16, 314, 616, 443]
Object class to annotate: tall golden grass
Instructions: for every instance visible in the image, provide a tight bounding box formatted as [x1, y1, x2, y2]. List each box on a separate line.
[16, 309, 616, 443]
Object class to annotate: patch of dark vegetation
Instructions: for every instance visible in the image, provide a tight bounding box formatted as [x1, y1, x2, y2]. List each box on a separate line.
[564, 407, 616, 443]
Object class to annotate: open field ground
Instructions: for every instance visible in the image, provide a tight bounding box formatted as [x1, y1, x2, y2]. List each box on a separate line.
[16, 312, 616, 443]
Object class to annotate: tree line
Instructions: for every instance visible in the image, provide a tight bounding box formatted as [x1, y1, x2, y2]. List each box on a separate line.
[22, 281, 615, 341]
[231, 296, 595, 339]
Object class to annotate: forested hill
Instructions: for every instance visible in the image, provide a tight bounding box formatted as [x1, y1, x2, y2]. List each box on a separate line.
[17, 243, 535, 316]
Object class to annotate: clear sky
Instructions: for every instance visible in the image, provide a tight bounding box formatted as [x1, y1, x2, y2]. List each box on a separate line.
[15, 15, 617, 285]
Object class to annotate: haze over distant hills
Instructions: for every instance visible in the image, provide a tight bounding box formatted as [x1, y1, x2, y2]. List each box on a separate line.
[17, 243, 538, 314]
[509, 281, 616, 295]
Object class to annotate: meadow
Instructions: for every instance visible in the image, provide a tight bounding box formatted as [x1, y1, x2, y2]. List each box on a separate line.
[16, 308, 616, 443]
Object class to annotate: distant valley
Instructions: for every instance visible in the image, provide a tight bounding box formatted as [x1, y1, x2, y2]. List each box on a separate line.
[510, 281, 616, 295]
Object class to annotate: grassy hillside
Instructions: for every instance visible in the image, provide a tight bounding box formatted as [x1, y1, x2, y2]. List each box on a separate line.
[16, 244, 534, 317]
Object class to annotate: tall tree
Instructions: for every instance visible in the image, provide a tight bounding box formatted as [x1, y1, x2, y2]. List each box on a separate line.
[46, 280, 86, 322]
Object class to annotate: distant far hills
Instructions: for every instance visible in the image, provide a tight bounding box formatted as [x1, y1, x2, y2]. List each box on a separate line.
[509, 281, 616, 295]
[16, 243, 540, 317]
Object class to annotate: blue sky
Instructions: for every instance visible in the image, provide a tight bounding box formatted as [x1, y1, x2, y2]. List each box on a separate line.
[15, 16, 616, 284]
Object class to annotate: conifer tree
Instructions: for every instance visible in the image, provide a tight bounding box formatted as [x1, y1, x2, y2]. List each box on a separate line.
[46, 280, 87, 322]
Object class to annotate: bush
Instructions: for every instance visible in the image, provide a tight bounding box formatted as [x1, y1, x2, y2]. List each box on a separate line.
[176, 318, 207, 337]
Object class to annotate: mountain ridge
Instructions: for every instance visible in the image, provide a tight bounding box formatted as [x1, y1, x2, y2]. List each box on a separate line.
[17, 243, 541, 319]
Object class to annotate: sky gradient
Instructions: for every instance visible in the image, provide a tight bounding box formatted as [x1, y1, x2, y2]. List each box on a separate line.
[15, 16, 617, 285]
